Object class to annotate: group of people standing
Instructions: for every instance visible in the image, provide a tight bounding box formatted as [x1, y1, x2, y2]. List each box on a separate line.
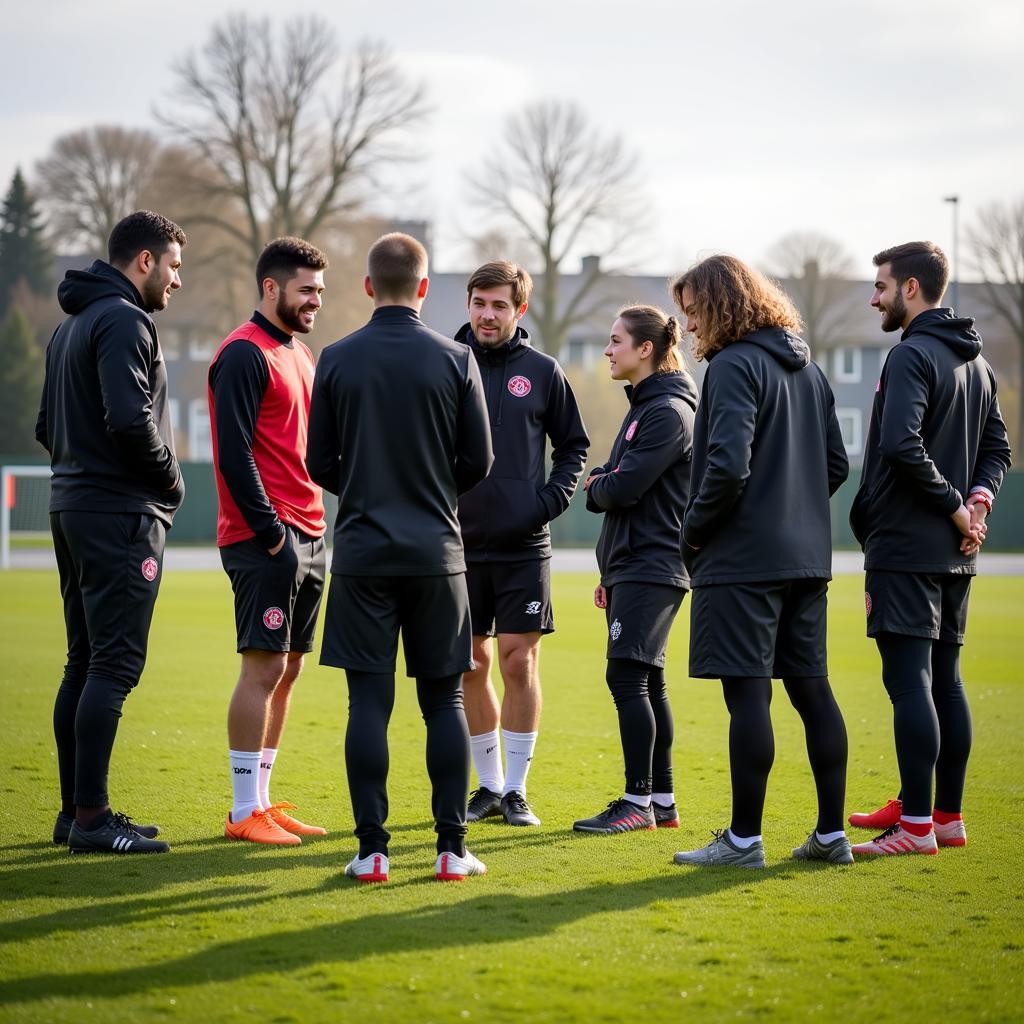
[36, 211, 1011, 881]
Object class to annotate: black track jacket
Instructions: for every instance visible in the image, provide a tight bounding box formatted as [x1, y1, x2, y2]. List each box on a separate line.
[683, 327, 848, 586]
[35, 260, 184, 526]
[586, 370, 697, 589]
[850, 308, 1011, 575]
[306, 305, 493, 576]
[454, 324, 589, 562]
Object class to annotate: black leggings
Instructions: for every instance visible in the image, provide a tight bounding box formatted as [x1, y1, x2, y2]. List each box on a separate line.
[344, 670, 469, 858]
[875, 634, 972, 818]
[605, 659, 675, 798]
[722, 676, 848, 837]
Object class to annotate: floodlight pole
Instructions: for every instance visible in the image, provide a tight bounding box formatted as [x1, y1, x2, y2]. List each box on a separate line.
[944, 194, 959, 312]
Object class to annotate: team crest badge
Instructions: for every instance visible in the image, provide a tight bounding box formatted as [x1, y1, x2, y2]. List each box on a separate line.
[865, 592, 872, 616]
[625, 420, 639, 441]
[140, 557, 159, 582]
[263, 607, 285, 630]
[525, 601, 541, 615]
[610, 619, 623, 641]
[507, 375, 532, 397]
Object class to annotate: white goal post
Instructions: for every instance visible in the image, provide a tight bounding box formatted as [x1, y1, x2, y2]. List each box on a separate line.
[1, 465, 53, 570]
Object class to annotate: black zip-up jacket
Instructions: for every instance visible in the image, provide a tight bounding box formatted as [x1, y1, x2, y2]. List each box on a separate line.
[683, 327, 848, 586]
[586, 370, 697, 589]
[35, 260, 184, 526]
[850, 307, 1011, 575]
[454, 324, 589, 561]
[306, 305, 493, 576]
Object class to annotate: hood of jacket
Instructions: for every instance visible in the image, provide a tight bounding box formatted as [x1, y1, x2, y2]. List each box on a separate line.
[902, 307, 982, 360]
[729, 325, 810, 371]
[624, 368, 699, 411]
[57, 259, 145, 316]
[454, 322, 531, 362]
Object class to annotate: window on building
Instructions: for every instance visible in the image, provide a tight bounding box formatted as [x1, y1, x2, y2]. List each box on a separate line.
[837, 408, 862, 456]
[834, 346, 862, 383]
[188, 399, 213, 461]
[189, 332, 216, 361]
[168, 399, 180, 432]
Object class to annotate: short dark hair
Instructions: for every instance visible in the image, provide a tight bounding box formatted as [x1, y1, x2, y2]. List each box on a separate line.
[256, 237, 329, 297]
[466, 260, 533, 308]
[872, 241, 949, 303]
[367, 232, 428, 300]
[108, 211, 186, 267]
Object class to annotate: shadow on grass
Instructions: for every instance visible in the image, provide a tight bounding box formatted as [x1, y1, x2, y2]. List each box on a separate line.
[0, 864, 787, 1005]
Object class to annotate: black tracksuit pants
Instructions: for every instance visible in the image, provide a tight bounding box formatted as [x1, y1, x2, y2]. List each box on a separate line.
[50, 510, 166, 807]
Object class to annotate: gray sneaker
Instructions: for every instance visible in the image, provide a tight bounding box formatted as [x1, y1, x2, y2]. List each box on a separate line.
[792, 832, 854, 865]
[673, 829, 765, 868]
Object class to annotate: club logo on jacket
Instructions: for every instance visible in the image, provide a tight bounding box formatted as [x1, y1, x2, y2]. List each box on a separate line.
[610, 619, 622, 641]
[507, 375, 532, 397]
[140, 557, 159, 582]
[263, 606, 285, 630]
[625, 420, 639, 441]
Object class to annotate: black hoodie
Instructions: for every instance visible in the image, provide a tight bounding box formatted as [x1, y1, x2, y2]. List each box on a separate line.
[683, 327, 848, 586]
[850, 307, 1011, 574]
[586, 370, 697, 589]
[35, 260, 184, 525]
[455, 324, 589, 561]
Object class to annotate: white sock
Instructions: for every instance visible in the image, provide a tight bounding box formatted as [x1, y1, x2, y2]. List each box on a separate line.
[229, 750, 262, 822]
[652, 792, 675, 807]
[727, 828, 762, 848]
[501, 729, 537, 797]
[816, 829, 846, 843]
[625, 793, 652, 808]
[901, 815, 932, 825]
[259, 747, 278, 808]
[470, 730, 504, 794]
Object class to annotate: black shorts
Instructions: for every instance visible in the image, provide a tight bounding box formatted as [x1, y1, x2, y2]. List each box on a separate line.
[320, 573, 473, 678]
[605, 582, 685, 668]
[219, 525, 326, 653]
[865, 570, 972, 645]
[466, 558, 554, 637]
[689, 578, 829, 679]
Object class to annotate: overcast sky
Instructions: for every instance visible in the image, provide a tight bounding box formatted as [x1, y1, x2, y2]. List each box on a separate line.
[2, 0, 1021, 277]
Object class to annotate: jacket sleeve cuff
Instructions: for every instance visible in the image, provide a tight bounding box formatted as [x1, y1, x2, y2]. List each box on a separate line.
[969, 485, 994, 503]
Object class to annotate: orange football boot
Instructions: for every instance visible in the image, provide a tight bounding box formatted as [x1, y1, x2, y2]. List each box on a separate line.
[224, 808, 301, 845]
[265, 802, 327, 836]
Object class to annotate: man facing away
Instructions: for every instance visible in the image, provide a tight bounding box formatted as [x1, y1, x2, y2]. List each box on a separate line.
[209, 237, 329, 846]
[849, 241, 1011, 857]
[307, 233, 494, 882]
[455, 261, 589, 827]
[37, 210, 186, 854]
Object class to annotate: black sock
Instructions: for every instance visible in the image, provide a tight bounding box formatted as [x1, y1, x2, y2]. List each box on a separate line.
[344, 670, 395, 858]
[605, 659, 656, 797]
[932, 641, 972, 814]
[722, 677, 774, 838]
[648, 666, 675, 796]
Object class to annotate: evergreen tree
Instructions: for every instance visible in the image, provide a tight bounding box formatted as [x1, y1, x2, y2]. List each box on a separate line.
[0, 169, 52, 317]
[0, 305, 45, 456]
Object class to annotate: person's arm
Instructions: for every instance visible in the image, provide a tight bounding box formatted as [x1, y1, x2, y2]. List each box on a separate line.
[94, 308, 180, 491]
[306, 357, 341, 496]
[682, 359, 757, 549]
[969, 381, 1012, 506]
[586, 403, 685, 511]
[454, 353, 494, 494]
[209, 340, 283, 549]
[538, 365, 590, 521]
[824, 385, 850, 497]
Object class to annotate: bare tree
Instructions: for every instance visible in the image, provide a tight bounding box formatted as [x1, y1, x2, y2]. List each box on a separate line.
[466, 101, 643, 354]
[765, 231, 857, 354]
[35, 126, 161, 255]
[967, 198, 1024, 448]
[160, 14, 427, 263]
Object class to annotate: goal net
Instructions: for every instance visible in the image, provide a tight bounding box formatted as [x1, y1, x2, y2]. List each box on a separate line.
[1, 465, 53, 569]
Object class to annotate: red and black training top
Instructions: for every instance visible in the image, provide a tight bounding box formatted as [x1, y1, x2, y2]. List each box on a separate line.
[208, 311, 326, 549]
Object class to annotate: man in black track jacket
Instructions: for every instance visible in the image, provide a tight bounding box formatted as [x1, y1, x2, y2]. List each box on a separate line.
[847, 241, 1011, 859]
[454, 261, 589, 828]
[306, 233, 494, 883]
[35, 211, 186, 856]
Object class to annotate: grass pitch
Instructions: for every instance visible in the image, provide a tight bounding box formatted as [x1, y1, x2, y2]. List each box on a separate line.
[0, 569, 1021, 1023]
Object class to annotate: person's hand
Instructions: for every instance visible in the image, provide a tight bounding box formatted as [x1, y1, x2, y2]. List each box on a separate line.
[583, 473, 604, 491]
[268, 535, 286, 557]
[594, 584, 607, 609]
[951, 503, 976, 540]
[961, 495, 990, 555]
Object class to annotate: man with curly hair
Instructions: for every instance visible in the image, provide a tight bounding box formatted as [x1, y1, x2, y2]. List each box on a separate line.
[669, 254, 852, 868]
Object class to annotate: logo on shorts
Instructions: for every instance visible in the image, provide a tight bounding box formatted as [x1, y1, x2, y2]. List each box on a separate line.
[507, 375, 532, 397]
[140, 557, 159, 582]
[263, 606, 285, 630]
[625, 419, 639, 441]
[865, 592, 872, 617]
[610, 619, 623, 642]
[525, 601, 541, 615]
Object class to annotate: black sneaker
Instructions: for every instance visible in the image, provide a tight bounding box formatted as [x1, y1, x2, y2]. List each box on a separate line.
[652, 802, 680, 829]
[573, 798, 656, 834]
[500, 791, 541, 826]
[53, 811, 160, 845]
[68, 812, 170, 854]
[466, 787, 503, 822]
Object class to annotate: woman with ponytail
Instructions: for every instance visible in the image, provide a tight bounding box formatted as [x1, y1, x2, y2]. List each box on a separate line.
[572, 305, 697, 834]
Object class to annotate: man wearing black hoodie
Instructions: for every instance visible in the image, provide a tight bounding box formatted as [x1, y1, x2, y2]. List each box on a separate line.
[671, 255, 851, 869]
[454, 261, 589, 828]
[36, 211, 186, 855]
[848, 241, 1011, 858]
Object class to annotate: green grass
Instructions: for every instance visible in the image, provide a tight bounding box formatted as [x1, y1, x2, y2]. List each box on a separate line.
[0, 570, 1021, 1023]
